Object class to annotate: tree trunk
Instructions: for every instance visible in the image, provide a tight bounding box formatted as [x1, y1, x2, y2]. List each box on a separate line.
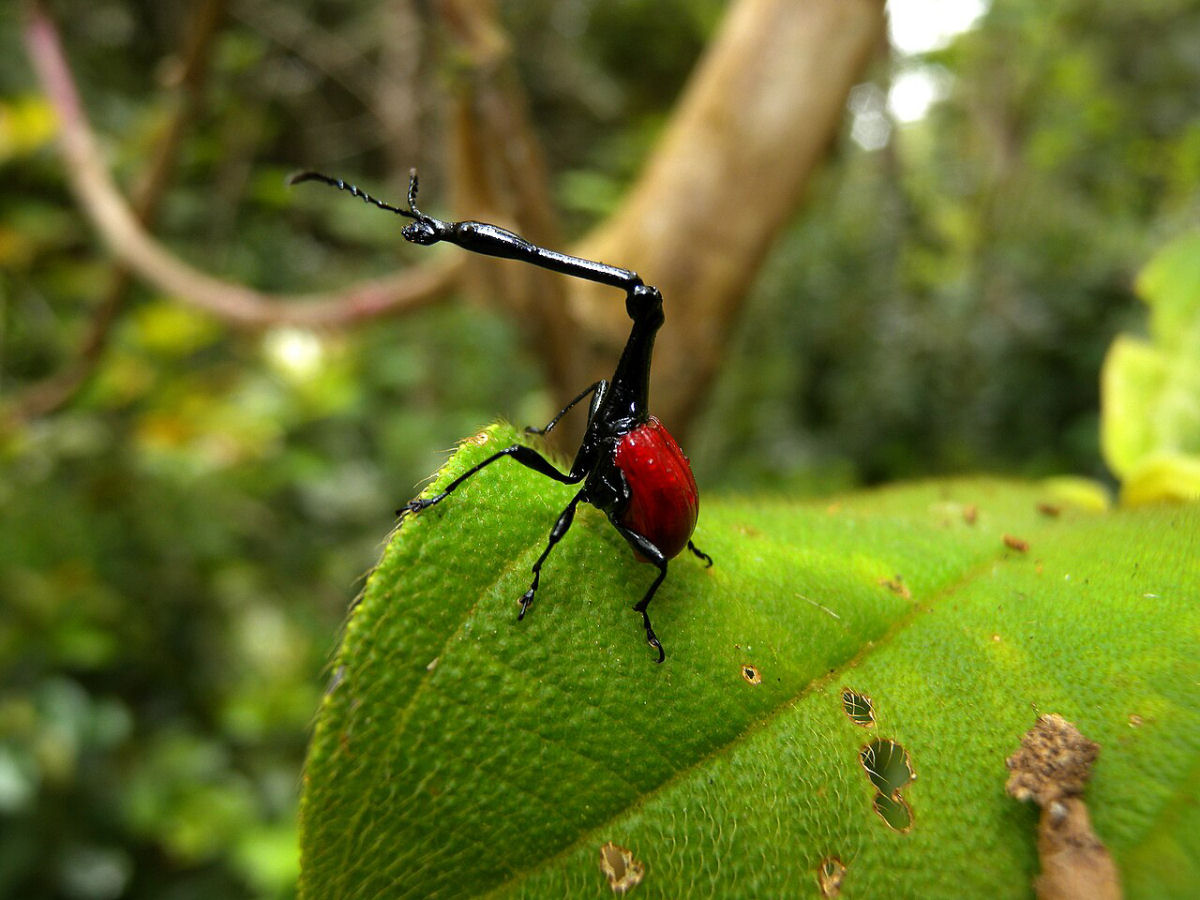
[568, 0, 886, 437]
[447, 0, 885, 440]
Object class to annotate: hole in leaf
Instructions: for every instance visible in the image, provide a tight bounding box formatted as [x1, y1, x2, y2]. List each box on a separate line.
[859, 739, 916, 832]
[859, 739, 916, 797]
[841, 688, 875, 727]
[872, 791, 913, 832]
[816, 856, 847, 897]
[599, 841, 644, 894]
[742, 664, 762, 685]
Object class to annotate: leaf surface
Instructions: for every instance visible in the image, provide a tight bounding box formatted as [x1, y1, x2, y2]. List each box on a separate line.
[300, 424, 1199, 898]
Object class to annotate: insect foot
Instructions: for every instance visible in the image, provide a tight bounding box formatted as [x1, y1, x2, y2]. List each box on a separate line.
[396, 496, 442, 519]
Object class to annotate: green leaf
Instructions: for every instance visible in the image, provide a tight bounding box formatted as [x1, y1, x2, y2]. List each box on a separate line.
[299, 424, 1199, 898]
[1136, 231, 1200, 355]
[1101, 232, 1200, 501]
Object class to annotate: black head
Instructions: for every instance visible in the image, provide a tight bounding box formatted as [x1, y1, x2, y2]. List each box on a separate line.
[626, 284, 664, 329]
[290, 169, 457, 249]
[402, 219, 440, 245]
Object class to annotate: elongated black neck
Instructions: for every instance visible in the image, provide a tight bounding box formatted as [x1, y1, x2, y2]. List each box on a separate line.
[290, 172, 671, 429]
[603, 286, 664, 425]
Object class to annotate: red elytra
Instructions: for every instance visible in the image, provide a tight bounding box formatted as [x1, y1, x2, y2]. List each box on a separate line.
[613, 416, 699, 561]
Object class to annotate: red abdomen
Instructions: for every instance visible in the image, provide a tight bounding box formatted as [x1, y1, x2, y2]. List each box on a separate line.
[613, 417, 699, 560]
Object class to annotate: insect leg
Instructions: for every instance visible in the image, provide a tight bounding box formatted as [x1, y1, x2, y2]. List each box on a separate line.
[687, 540, 714, 568]
[613, 525, 670, 663]
[525, 381, 606, 436]
[519, 488, 586, 620]
[398, 445, 580, 517]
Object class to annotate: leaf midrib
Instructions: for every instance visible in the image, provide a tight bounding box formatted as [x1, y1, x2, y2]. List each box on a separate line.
[478, 542, 1029, 897]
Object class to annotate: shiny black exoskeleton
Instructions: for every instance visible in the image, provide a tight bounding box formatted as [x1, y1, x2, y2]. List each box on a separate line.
[291, 171, 712, 661]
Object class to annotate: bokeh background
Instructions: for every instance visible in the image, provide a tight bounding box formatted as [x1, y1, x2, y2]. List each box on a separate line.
[1, 0, 1197, 897]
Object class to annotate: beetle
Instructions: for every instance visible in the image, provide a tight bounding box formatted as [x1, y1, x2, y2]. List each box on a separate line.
[291, 170, 712, 661]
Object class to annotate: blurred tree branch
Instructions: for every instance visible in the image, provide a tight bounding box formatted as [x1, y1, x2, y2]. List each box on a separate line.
[10, 0, 229, 422]
[21, 2, 460, 333]
[443, 0, 886, 436]
[569, 0, 886, 433]
[21, 0, 883, 439]
[438, 0, 578, 408]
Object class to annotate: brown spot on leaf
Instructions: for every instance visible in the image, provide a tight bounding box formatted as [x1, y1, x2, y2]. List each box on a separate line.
[742, 664, 762, 685]
[816, 856, 847, 897]
[599, 842, 644, 894]
[1005, 715, 1120, 900]
[1037, 502, 1062, 518]
[963, 504, 979, 525]
[879, 574, 911, 598]
[1004, 534, 1030, 553]
[1006, 714, 1099, 807]
[464, 430, 492, 447]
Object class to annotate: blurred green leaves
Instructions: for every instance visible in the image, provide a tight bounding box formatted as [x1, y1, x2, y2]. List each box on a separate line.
[1102, 231, 1200, 502]
[692, 0, 1200, 489]
[0, 94, 55, 165]
[3, 1, 1199, 898]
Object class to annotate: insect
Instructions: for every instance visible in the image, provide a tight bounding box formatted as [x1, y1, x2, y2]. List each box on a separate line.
[291, 170, 712, 661]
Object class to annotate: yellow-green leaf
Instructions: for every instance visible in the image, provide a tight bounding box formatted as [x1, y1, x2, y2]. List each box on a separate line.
[1101, 232, 1200, 500]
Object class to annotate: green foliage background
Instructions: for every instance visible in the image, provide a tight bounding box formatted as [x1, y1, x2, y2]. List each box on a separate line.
[1, 0, 1198, 897]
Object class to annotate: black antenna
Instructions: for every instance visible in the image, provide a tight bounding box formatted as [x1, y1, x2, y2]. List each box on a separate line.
[287, 170, 419, 221]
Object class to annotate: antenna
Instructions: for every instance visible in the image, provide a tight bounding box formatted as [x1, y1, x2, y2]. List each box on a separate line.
[287, 171, 418, 220]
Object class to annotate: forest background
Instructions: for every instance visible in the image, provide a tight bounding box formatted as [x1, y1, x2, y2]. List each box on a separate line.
[1, 0, 1197, 897]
